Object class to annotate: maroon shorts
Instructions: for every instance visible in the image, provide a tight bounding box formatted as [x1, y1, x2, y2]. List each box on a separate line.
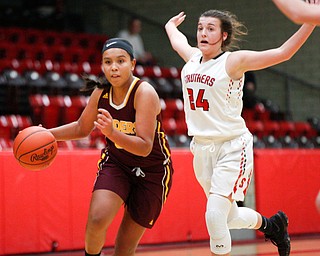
[93, 159, 174, 229]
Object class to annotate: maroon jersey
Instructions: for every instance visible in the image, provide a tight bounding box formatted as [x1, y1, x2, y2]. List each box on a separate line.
[97, 78, 172, 168]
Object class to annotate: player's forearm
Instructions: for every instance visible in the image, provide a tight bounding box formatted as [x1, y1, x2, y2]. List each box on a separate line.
[273, 0, 320, 24]
[278, 23, 315, 61]
[165, 22, 186, 51]
[49, 121, 92, 141]
[107, 129, 153, 157]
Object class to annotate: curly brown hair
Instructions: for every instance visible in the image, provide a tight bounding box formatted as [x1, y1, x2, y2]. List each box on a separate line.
[200, 10, 247, 51]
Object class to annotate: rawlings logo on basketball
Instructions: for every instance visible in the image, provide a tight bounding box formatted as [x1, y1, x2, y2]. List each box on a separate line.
[30, 145, 56, 162]
[13, 126, 58, 171]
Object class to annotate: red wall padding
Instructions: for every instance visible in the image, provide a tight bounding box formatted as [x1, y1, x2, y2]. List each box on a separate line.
[254, 149, 320, 236]
[0, 149, 208, 255]
[1, 149, 320, 255]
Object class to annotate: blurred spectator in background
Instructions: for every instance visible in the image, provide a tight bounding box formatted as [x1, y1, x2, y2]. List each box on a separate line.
[117, 16, 156, 66]
[243, 71, 261, 109]
[243, 72, 287, 121]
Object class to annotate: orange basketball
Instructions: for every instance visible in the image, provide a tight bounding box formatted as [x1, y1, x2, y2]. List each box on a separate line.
[13, 126, 58, 171]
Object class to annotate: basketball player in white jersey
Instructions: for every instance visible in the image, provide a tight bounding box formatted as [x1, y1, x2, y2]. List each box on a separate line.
[165, 9, 316, 256]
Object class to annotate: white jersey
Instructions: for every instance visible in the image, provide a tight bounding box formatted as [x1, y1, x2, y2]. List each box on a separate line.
[181, 50, 248, 140]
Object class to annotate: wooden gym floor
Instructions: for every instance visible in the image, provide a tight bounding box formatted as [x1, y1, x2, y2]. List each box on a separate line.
[12, 234, 320, 256]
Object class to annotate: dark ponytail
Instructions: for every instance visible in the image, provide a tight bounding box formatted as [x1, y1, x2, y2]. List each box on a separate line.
[80, 74, 111, 92]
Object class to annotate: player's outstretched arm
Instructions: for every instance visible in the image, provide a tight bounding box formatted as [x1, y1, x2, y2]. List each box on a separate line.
[227, 22, 315, 80]
[165, 12, 198, 62]
[273, 0, 320, 25]
[49, 88, 100, 141]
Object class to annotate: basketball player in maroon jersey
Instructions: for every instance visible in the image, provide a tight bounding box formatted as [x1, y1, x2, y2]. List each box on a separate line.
[49, 38, 174, 256]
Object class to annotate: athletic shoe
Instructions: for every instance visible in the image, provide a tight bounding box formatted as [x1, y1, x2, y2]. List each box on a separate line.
[264, 211, 291, 256]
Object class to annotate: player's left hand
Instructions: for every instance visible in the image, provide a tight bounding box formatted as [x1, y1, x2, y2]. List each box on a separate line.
[94, 108, 114, 137]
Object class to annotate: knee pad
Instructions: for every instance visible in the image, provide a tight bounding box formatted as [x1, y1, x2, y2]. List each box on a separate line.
[206, 194, 232, 254]
[227, 202, 258, 229]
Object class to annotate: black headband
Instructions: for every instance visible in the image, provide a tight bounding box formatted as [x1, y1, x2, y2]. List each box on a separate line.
[101, 38, 134, 59]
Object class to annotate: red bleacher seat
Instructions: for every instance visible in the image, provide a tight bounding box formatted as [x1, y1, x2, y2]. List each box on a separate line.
[0, 115, 32, 141]
[77, 33, 101, 50]
[152, 66, 162, 77]
[154, 77, 174, 97]
[254, 103, 270, 121]
[15, 115, 32, 130]
[24, 28, 43, 45]
[29, 94, 88, 128]
[0, 42, 19, 60]
[246, 120, 264, 138]
[0, 59, 21, 73]
[162, 98, 184, 120]
[278, 121, 295, 138]
[162, 118, 177, 136]
[61, 95, 87, 123]
[78, 62, 92, 74]
[14, 59, 35, 74]
[242, 109, 256, 121]
[294, 121, 317, 138]
[50, 45, 67, 63]
[43, 30, 61, 46]
[61, 62, 80, 75]
[86, 49, 100, 64]
[89, 63, 103, 76]
[139, 65, 163, 78]
[141, 66, 155, 77]
[59, 32, 76, 48]
[57, 140, 77, 150]
[74, 34, 90, 49]
[92, 34, 109, 51]
[29, 94, 64, 128]
[134, 65, 145, 77]
[29, 60, 51, 75]
[67, 48, 86, 63]
[0, 115, 12, 140]
[3, 27, 25, 44]
[0, 138, 13, 150]
[263, 121, 280, 138]
[45, 95, 65, 128]
[175, 119, 188, 135]
[160, 67, 180, 79]
[7, 115, 33, 138]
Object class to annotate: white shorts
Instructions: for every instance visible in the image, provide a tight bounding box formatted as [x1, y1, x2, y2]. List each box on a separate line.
[190, 131, 253, 201]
